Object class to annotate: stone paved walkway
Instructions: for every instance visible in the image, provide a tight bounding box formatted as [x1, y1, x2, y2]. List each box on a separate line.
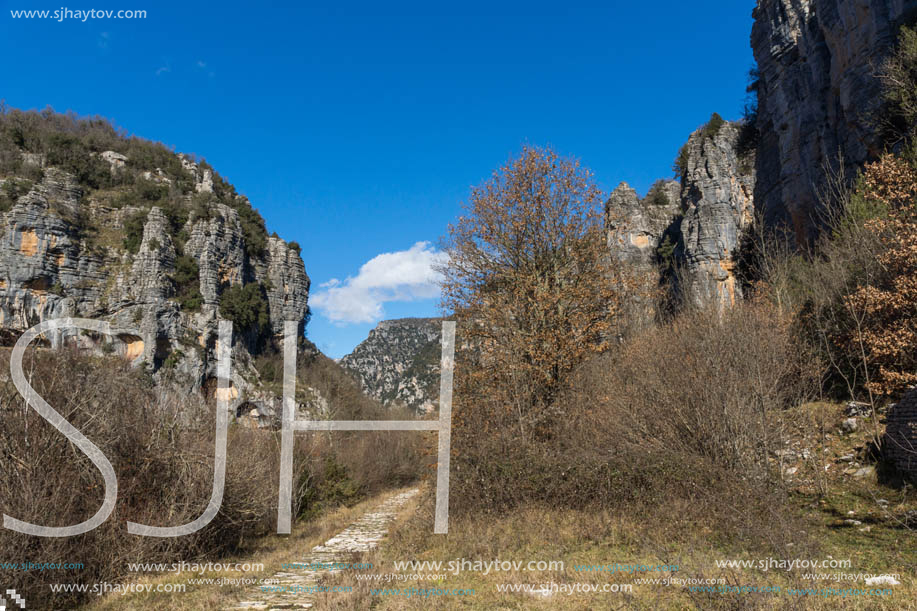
[231, 488, 419, 610]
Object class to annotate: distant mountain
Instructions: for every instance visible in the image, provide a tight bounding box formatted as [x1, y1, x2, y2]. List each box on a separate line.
[340, 317, 441, 413]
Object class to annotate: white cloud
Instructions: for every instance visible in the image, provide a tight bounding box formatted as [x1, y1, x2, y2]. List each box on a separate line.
[310, 241, 447, 325]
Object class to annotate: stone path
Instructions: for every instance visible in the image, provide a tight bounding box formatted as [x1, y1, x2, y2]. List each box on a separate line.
[231, 488, 419, 610]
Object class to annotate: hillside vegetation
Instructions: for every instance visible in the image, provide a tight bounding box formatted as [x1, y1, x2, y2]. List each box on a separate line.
[0, 105, 269, 257]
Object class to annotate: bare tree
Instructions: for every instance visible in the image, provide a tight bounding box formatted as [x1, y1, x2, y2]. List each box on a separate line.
[439, 145, 626, 443]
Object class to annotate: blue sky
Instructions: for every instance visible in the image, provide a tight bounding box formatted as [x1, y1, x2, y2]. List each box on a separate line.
[1, 0, 756, 358]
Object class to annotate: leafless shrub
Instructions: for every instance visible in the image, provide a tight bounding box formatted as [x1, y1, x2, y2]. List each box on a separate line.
[452, 302, 820, 548]
[0, 346, 423, 609]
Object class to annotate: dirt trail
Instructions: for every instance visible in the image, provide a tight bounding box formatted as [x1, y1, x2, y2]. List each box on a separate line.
[230, 488, 419, 610]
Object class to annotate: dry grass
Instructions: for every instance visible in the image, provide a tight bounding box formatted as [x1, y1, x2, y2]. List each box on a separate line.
[0, 346, 425, 610]
[83, 487, 420, 610]
[320, 480, 916, 610]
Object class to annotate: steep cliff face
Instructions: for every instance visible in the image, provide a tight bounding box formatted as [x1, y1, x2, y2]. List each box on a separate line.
[605, 120, 754, 312]
[752, 0, 917, 240]
[679, 122, 756, 308]
[0, 119, 310, 400]
[606, 0, 915, 313]
[340, 318, 441, 413]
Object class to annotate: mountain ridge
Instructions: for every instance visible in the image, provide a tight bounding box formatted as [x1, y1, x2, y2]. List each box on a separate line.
[340, 317, 442, 413]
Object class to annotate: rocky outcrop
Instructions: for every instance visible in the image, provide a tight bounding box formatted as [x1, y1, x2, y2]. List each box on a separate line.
[234, 384, 331, 428]
[605, 120, 754, 313]
[259, 236, 310, 338]
[179, 154, 213, 193]
[605, 181, 681, 327]
[752, 0, 917, 241]
[0, 151, 310, 401]
[0, 169, 105, 329]
[679, 122, 755, 308]
[606, 181, 680, 271]
[340, 318, 441, 413]
[184, 205, 247, 307]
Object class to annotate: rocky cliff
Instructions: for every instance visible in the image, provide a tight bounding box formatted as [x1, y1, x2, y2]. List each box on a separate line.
[605, 119, 755, 312]
[340, 318, 441, 413]
[679, 122, 756, 307]
[752, 0, 917, 241]
[607, 0, 917, 314]
[605, 180, 681, 273]
[0, 110, 310, 404]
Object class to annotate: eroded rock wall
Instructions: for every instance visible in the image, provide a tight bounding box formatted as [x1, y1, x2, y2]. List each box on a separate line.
[605, 121, 754, 314]
[752, 0, 917, 240]
[0, 154, 310, 397]
[679, 122, 756, 308]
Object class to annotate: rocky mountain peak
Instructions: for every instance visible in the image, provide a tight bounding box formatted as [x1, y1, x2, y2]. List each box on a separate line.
[340, 317, 441, 413]
[605, 119, 755, 316]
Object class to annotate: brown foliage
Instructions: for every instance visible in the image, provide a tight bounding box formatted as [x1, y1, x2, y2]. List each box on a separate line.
[441, 145, 626, 444]
[858, 154, 917, 208]
[837, 155, 917, 397]
[746, 151, 917, 408]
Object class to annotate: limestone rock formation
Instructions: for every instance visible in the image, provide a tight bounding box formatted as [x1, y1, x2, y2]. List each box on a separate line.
[0, 145, 310, 403]
[605, 120, 755, 313]
[340, 318, 441, 413]
[679, 122, 755, 308]
[605, 180, 681, 327]
[751, 0, 917, 241]
[605, 180, 680, 271]
[606, 0, 916, 313]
